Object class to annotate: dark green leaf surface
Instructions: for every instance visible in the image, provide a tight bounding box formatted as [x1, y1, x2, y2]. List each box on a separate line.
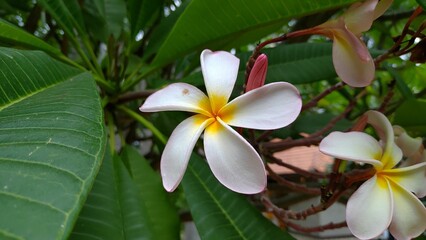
[82, 0, 126, 41]
[0, 47, 105, 239]
[182, 155, 294, 240]
[0, 19, 61, 56]
[152, 0, 357, 67]
[71, 150, 154, 240]
[182, 43, 336, 87]
[121, 146, 180, 240]
[394, 99, 426, 134]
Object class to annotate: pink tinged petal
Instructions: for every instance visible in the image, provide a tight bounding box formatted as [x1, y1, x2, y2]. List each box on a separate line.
[332, 28, 375, 87]
[246, 54, 268, 92]
[220, 82, 302, 130]
[365, 110, 403, 169]
[388, 179, 426, 240]
[342, 0, 378, 35]
[394, 125, 423, 158]
[200, 49, 239, 111]
[346, 175, 393, 239]
[139, 83, 212, 116]
[203, 118, 266, 194]
[319, 131, 383, 168]
[160, 115, 213, 192]
[382, 162, 426, 197]
[373, 0, 393, 20]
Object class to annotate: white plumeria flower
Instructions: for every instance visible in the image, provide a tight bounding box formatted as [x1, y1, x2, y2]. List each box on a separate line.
[319, 110, 426, 240]
[140, 49, 302, 194]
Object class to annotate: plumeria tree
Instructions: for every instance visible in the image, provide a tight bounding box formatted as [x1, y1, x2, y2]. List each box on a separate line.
[0, 0, 425, 239]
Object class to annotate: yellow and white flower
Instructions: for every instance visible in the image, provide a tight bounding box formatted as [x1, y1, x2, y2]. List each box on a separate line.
[140, 50, 302, 194]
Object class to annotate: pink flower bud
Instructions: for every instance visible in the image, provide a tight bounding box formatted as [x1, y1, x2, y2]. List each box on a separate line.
[246, 54, 268, 92]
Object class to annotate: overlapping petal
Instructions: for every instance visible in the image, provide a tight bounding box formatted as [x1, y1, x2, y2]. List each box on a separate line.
[140, 83, 212, 116]
[366, 110, 402, 169]
[382, 162, 426, 197]
[388, 180, 426, 240]
[373, 0, 393, 19]
[332, 27, 375, 87]
[319, 131, 383, 168]
[203, 118, 266, 194]
[161, 115, 213, 192]
[346, 175, 393, 239]
[342, 0, 377, 35]
[394, 125, 423, 158]
[220, 82, 301, 130]
[200, 49, 239, 112]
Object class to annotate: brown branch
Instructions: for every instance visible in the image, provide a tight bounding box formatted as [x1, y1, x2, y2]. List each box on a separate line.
[265, 164, 321, 195]
[302, 82, 345, 112]
[267, 154, 327, 179]
[117, 90, 156, 103]
[261, 135, 323, 152]
[286, 220, 347, 233]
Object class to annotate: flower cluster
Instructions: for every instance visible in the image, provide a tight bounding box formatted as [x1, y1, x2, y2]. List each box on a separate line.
[320, 111, 426, 239]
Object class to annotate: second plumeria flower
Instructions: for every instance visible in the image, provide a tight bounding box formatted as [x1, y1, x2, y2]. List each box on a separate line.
[319, 110, 426, 239]
[140, 49, 302, 194]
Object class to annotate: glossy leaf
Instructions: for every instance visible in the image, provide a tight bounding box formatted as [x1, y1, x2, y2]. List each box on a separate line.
[70, 150, 154, 240]
[0, 47, 105, 239]
[127, 0, 164, 41]
[38, 0, 86, 38]
[394, 99, 426, 134]
[82, 0, 126, 41]
[0, 19, 61, 56]
[183, 43, 336, 87]
[181, 154, 294, 240]
[152, 0, 358, 67]
[121, 146, 180, 240]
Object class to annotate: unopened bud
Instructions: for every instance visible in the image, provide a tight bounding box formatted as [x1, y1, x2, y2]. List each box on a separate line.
[246, 54, 268, 92]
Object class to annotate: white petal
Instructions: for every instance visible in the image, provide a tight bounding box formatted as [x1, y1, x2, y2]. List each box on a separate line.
[140, 83, 212, 116]
[382, 162, 426, 197]
[394, 125, 423, 158]
[203, 118, 266, 194]
[161, 115, 213, 192]
[332, 28, 375, 87]
[365, 110, 402, 169]
[319, 131, 383, 168]
[388, 179, 426, 240]
[346, 175, 393, 239]
[200, 49, 239, 112]
[220, 82, 302, 130]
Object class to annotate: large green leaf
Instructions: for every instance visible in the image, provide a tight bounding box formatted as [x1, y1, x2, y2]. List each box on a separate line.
[38, 0, 86, 38]
[127, 0, 163, 41]
[182, 43, 336, 89]
[152, 0, 358, 67]
[70, 149, 154, 240]
[0, 47, 105, 239]
[0, 19, 61, 56]
[82, 0, 127, 42]
[182, 155, 294, 240]
[121, 146, 180, 240]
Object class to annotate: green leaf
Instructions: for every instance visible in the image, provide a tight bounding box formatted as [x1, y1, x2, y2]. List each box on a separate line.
[82, 0, 127, 41]
[385, 65, 415, 100]
[182, 43, 336, 88]
[152, 0, 357, 67]
[182, 155, 294, 240]
[0, 19, 61, 56]
[394, 99, 426, 134]
[416, 0, 426, 9]
[38, 0, 86, 38]
[71, 150, 155, 240]
[127, 0, 163, 41]
[0, 47, 105, 239]
[121, 146, 180, 240]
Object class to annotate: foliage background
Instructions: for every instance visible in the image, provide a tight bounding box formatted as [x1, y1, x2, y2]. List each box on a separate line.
[0, 0, 425, 239]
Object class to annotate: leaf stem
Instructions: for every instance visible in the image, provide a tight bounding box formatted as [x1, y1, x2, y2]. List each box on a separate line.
[117, 105, 167, 145]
